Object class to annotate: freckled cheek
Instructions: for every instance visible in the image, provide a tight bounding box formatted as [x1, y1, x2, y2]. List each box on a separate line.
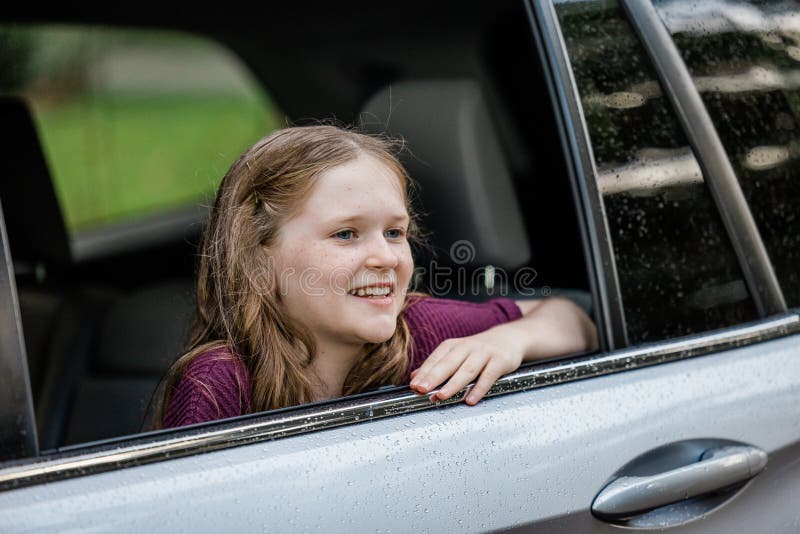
[398, 246, 414, 286]
[277, 245, 309, 272]
[326, 269, 356, 295]
[320, 250, 361, 294]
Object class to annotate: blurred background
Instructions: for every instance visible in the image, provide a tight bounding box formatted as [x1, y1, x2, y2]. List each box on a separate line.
[0, 25, 283, 232]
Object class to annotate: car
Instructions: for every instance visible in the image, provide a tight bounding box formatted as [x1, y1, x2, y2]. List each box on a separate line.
[0, 0, 798, 531]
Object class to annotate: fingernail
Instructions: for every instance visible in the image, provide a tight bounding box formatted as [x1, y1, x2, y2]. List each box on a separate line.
[419, 381, 430, 390]
[466, 395, 476, 404]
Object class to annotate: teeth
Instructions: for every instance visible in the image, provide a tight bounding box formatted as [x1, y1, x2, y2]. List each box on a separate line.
[351, 286, 392, 297]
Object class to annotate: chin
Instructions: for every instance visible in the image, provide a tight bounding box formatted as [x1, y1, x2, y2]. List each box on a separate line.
[358, 323, 397, 344]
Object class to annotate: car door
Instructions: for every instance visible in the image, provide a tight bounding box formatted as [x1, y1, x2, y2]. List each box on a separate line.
[1, 1, 799, 532]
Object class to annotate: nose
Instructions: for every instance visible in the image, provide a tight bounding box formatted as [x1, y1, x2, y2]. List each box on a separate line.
[365, 233, 399, 269]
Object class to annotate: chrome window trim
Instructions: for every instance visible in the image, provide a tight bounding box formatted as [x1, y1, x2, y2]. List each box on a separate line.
[620, 0, 787, 318]
[1, 313, 797, 492]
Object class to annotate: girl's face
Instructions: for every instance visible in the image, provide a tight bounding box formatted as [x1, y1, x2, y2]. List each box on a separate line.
[272, 154, 414, 352]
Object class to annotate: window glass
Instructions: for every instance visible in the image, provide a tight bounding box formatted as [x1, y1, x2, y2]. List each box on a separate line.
[655, 0, 800, 308]
[0, 25, 283, 232]
[555, 0, 759, 343]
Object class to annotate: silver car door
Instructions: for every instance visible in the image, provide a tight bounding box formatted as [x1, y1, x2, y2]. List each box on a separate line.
[0, 320, 798, 532]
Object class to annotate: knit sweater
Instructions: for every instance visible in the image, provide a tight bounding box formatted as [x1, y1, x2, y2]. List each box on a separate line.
[163, 296, 522, 428]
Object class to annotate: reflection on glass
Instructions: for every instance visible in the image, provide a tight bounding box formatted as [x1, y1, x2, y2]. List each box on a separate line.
[597, 147, 703, 196]
[656, 0, 800, 307]
[555, 0, 758, 343]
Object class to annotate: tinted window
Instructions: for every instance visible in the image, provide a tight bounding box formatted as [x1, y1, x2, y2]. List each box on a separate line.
[555, 0, 759, 343]
[0, 26, 282, 232]
[656, 0, 800, 308]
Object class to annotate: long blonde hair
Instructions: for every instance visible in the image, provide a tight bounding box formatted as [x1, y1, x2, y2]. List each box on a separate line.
[158, 125, 424, 424]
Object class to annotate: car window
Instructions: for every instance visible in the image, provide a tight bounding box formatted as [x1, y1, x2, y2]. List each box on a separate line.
[0, 4, 594, 455]
[0, 25, 282, 233]
[555, 0, 760, 343]
[655, 0, 800, 309]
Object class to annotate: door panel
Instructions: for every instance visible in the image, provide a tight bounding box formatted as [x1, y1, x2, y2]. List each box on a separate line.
[1, 333, 798, 532]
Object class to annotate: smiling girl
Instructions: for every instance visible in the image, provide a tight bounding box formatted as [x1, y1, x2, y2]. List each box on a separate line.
[160, 125, 597, 428]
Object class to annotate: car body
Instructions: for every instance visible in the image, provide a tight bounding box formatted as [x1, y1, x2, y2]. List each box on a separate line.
[0, 0, 798, 532]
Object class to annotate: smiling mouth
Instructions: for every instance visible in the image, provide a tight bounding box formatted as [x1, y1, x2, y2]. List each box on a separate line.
[348, 284, 394, 298]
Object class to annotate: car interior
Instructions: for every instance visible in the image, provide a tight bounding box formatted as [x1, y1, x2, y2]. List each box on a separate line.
[1, 2, 592, 452]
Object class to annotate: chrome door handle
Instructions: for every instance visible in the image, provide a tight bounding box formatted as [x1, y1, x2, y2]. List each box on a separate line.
[592, 445, 767, 520]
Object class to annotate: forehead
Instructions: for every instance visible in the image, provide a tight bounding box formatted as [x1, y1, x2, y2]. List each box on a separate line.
[298, 155, 409, 221]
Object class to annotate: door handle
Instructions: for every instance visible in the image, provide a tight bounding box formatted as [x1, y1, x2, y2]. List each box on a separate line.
[592, 445, 767, 520]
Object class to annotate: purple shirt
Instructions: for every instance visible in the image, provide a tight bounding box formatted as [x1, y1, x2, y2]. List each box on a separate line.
[163, 296, 522, 428]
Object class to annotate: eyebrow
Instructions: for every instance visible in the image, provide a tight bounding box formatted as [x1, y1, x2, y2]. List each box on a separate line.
[325, 213, 410, 225]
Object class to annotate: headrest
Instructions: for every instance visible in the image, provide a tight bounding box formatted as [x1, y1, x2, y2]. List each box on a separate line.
[0, 97, 72, 266]
[359, 79, 530, 271]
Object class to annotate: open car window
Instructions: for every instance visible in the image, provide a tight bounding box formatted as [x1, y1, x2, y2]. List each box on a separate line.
[0, 5, 593, 456]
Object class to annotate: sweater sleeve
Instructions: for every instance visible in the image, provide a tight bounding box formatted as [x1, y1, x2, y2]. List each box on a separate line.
[403, 296, 523, 377]
[162, 349, 251, 429]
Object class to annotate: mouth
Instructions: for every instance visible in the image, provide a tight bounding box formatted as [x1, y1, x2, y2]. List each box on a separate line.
[347, 282, 394, 299]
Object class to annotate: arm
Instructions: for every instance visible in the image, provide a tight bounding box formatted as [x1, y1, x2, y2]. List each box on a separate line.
[162, 351, 251, 428]
[409, 297, 598, 405]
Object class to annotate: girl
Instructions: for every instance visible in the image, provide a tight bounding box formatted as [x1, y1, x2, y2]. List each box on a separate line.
[160, 125, 597, 428]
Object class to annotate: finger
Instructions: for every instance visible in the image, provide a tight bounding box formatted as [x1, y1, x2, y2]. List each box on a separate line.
[412, 350, 469, 393]
[433, 352, 489, 401]
[409, 341, 462, 391]
[412, 348, 472, 394]
[409, 368, 423, 389]
[409, 345, 450, 386]
[414, 338, 457, 373]
[464, 363, 505, 405]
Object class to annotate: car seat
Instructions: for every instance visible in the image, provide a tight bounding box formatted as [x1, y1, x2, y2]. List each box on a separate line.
[359, 79, 592, 312]
[61, 280, 194, 444]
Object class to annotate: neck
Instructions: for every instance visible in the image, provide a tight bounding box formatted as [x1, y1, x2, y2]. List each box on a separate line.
[310, 339, 364, 400]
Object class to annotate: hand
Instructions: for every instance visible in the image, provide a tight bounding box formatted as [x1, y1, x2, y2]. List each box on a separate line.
[408, 328, 526, 405]
[408, 297, 598, 406]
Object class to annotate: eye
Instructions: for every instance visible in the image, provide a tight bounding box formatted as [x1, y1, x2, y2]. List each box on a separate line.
[385, 228, 406, 239]
[333, 229, 355, 240]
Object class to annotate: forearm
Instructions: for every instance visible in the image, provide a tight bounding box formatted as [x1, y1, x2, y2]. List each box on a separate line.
[489, 297, 599, 362]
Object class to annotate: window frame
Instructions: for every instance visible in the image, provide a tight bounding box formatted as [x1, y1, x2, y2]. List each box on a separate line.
[0, 202, 37, 461]
[526, 0, 628, 350]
